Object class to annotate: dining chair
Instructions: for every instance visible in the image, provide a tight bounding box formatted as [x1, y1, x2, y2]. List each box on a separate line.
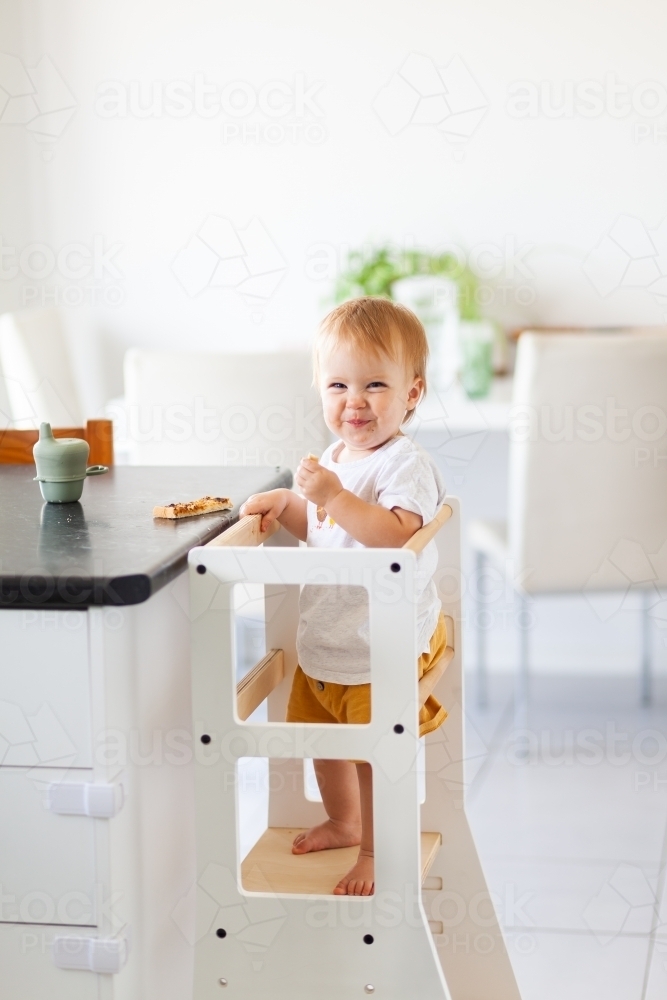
[0, 420, 114, 467]
[0, 307, 83, 428]
[122, 349, 328, 469]
[469, 332, 667, 709]
[122, 348, 328, 666]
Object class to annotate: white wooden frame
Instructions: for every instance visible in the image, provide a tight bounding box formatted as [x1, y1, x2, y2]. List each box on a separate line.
[188, 499, 520, 1000]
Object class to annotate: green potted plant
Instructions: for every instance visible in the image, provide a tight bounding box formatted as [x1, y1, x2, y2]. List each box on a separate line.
[334, 245, 488, 391]
[334, 244, 510, 397]
[333, 246, 479, 320]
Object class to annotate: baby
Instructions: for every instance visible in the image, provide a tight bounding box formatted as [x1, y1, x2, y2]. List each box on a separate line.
[240, 296, 447, 896]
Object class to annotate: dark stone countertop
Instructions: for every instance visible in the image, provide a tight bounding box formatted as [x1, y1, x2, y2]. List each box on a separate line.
[0, 465, 291, 608]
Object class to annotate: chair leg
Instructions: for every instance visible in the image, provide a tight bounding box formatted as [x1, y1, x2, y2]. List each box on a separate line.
[515, 592, 530, 731]
[641, 589, 652, 708]
[475, 550, 488, 709]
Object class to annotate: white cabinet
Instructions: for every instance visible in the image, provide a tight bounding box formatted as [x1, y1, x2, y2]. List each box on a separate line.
[0, 611, 92, 768]
[0, 586, 196, 1000]
[0, 767, 96, 925]
[0, 923, 99, 1000]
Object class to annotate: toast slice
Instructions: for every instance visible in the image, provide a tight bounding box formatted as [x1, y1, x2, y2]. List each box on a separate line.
[153, 495, 233, 519]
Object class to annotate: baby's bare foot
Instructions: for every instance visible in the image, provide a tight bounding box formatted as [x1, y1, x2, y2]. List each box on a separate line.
[292, 819, 361, 855]
[333, 849, 374, 896]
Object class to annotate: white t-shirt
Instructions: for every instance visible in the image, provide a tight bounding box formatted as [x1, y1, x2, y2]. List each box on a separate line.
[296, 434, 446, 685]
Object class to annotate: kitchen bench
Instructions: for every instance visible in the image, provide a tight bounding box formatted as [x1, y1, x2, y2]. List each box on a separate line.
[0, 465, 290, 1000]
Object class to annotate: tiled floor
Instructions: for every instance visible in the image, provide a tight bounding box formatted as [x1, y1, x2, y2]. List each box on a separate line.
[465, 674, 667, 1000]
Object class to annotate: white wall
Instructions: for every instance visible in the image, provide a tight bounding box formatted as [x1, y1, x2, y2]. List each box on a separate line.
[1, 0, 667, 410]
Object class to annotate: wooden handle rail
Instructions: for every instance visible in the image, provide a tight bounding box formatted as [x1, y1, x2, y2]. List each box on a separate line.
[417, 614, 455, 707]
[402, 503, 453, 554]
[418, 647, 454, 707]
[237, 648, 285, 720]
[236, 644, 449, 717]
[209, 504, 451, 552]
[207, 513, 281, 548]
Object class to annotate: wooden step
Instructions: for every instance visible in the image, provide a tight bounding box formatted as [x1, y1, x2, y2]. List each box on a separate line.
[241, 827, 441, 895]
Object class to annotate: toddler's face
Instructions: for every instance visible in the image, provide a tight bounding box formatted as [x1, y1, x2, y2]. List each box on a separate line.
[318, 343, 422, 453]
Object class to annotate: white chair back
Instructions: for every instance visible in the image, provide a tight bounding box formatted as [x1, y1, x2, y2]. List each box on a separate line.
[0, 307, 82, 427]
[122, 349, 328, 469]
[508, 332, 667, 593]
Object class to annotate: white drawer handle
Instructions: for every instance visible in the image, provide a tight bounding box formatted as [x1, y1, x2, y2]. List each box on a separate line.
[47, 781, 124, 818]
[53, 934, 129, 974]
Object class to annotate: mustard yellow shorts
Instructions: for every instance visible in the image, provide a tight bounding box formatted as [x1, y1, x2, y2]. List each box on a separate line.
[286, 613, 448, 738]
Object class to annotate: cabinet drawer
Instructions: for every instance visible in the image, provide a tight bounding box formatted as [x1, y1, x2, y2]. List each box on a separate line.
[0, 922, 98, 1000]
[0, 768, 97, 926]
[0, 610, 92, 768]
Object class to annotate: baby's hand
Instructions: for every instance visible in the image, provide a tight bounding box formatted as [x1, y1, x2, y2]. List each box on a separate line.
[295, 457, 343, 507]
[240, 488, 288, 532]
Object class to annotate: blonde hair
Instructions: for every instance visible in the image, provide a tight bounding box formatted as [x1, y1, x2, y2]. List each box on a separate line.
[313, 297, 428, 423]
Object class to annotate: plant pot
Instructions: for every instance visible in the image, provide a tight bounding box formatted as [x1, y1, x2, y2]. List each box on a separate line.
[392, 275, 459, 390]
[459, 320, 495, 399]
